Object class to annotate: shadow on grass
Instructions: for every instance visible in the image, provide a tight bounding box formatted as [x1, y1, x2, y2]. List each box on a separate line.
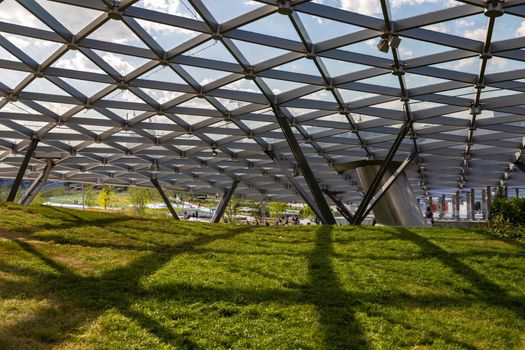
[392, 228, 525, 318]
[307, 225, 369, 349]
[0, 225, 253, 350]
[2, 221, 524, 350]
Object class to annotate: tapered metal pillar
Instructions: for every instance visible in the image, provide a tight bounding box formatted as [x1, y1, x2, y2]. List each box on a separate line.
[466, 191, 472, 221]
[455, 191, 461, 221]
[210, 178, 239, 223]
[7, 138, 39, 202]
[486, 186, 492, 219]
[359, 154, 421, 225]
[470, 188, 475, 221]
[323, 190, 353, 223]
[504, 186, 508, 199]
[19, 159, 54, 206]
[352, 122, 411, 224]
[516, 188, 519, 198]
[481, 189, 487, 220]
[439, 194, 445, 220]
[151, 178, 180, 220]
[272, 109, 335, 224]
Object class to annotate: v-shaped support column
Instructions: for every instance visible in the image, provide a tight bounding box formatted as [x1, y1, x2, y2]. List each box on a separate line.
[210, 178, 239, 223]
[151, 178, 180, 220]
[19, 158, 54, 205]
[7, 138, 39, 202]
[352, 122, 411, 224]
[272, 107, 335, 225]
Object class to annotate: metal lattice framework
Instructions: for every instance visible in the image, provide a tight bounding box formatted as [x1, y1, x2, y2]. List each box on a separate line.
[1, 0, 525, 205]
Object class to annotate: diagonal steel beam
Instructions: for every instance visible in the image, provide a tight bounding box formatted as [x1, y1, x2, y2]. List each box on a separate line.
[265, 150, 323, 220]
[151, 177, 180, 220]
[272, 106, 336, 224]
[323, 190, 353, 223]
[352, 122, 412, 224]
[211, 178, 239, 223]
[6, 137, 39, 202]
[360, 153, 414, 221]
[19, 158, 54, 205]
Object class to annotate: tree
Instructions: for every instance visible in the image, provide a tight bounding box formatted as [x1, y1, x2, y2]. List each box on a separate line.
[98, 185, 115, 210]
[300, 204, 315, 219]
[128, 186, 153, 215]
[225, 196, 241, 224]
[268, 201, 288, 218]
[84, 184, 96, 208]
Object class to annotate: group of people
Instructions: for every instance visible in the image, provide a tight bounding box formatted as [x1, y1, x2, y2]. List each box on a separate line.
[275, 215, 300, 226]
[183, 211, 199, 220]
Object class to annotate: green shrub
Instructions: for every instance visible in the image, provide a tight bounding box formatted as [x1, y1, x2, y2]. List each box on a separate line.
[489, 197, 525, 239]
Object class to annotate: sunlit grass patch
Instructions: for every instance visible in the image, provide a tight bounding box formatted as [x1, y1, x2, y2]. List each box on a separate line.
[0, 204, 523, 349]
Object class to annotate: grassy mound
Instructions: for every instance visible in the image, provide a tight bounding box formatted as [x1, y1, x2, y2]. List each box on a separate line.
[0, 204, 524, 349]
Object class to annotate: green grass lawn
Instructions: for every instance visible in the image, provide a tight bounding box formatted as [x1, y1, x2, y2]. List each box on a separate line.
[0, 203, 523, 349]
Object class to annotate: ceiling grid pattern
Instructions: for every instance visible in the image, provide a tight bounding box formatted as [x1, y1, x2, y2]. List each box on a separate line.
[0, 0, 525, 203]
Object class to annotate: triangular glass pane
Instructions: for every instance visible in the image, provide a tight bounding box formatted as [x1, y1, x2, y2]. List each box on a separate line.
[187, 40, 238, 63]
[274, 57, 322, 76]
[231, 39, 289, 65]
[38, 102, 77, 115]
[87, 20, 148, 48]
[134, 18, 201, 50]
[213, 97, 251, 111]
[176, 114, 212, 125]
[61, 78, 110, 97]
[296, 12, 361, 43]
[239, 13, 302, 42]
[260, 78, 308, 94]
[301, 90, 338, 103]
[36, 0, 103, 33]
[179, 64, 232, 85]
[51, 51, 107, 74]
[3, 33, 62, 64]
[92, 50, 151, 76]
[103, 90, 144, 103]
[341, 37, 390, 59]
[2, 101, 41, 114]
[0, 68, 30, 88]
[319, 58, 372, 77]
[177, 97, 217, 110]
[0, 0, 49, 30]
[135, 1, 204, 21]
[24, 78, 71, 96]
[140, 88, 184, 104]
[220, 79, 259, 93]
[141, 65, 187, 84]
[338, 90, 380, 104]
[0, 46, 20, 61]
[202, 0, 264, 23]
[391, 0, 452, 20]
[332, 1, 383, 19]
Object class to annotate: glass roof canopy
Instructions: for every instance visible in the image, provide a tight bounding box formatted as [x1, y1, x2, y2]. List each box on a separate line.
[1, 0, 525, 203]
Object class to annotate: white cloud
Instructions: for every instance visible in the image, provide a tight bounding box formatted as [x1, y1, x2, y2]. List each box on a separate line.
[340, 0, 381, 16]
[55, 52, 101, 73]
[391, 0, 440, 7]
[425, 23, 448, 33]
[491, 57, 508, 69]
[517, 21, 525, 37]
[399, 46, 413, 58]
[464, 28, 486, 41]
[453, 57, 476, 70]
[101, 53, 135, 75]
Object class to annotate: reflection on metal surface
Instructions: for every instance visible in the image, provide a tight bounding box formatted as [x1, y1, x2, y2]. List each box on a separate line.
[356, 164, 425, 227]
